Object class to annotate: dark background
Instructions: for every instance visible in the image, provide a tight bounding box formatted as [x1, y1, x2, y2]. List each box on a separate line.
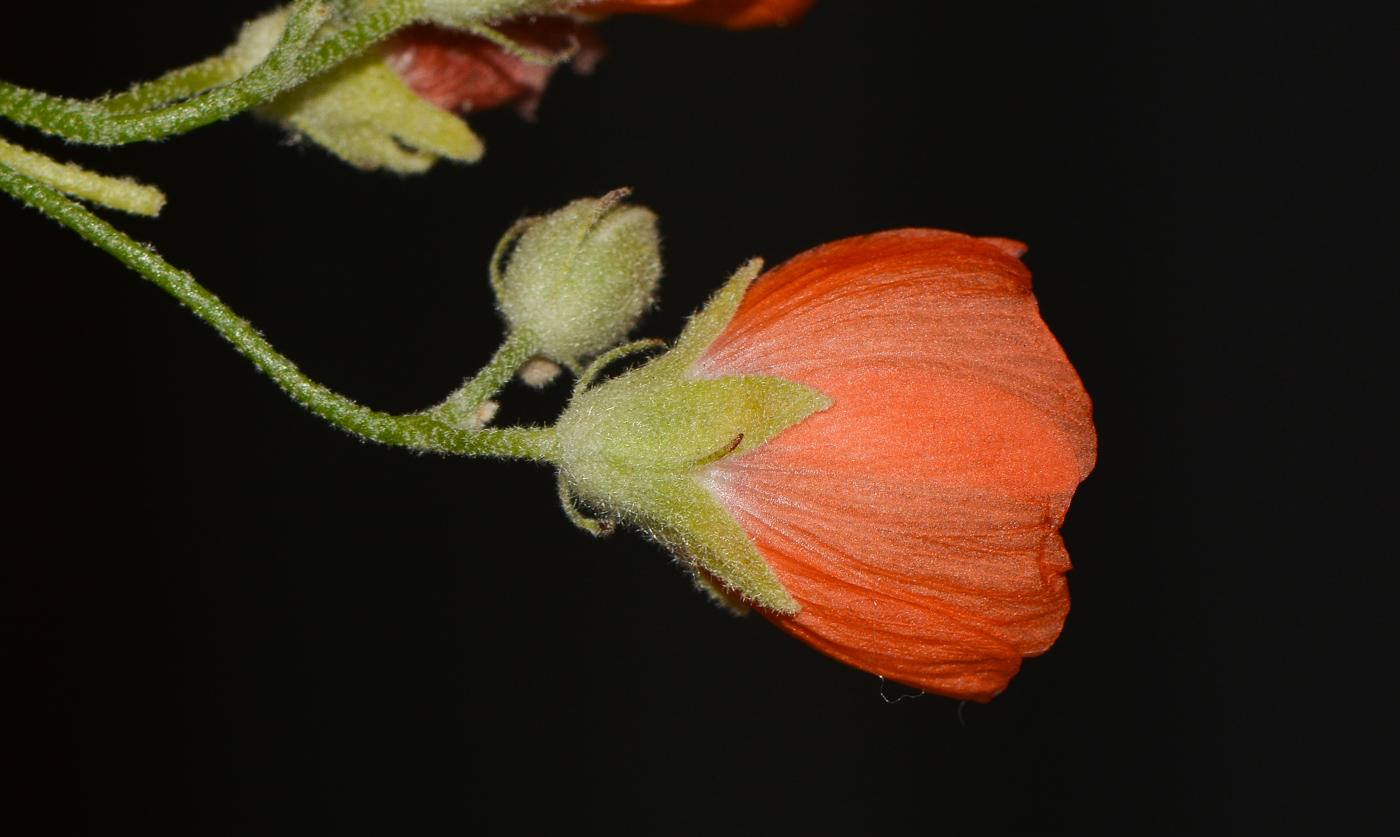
[2, 2, 1395, 832]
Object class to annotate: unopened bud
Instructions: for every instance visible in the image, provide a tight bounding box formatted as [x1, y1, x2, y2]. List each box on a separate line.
[493, 190, 661, 371]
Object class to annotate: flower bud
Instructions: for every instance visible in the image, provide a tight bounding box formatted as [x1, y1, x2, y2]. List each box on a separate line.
[493, 190, 661, 371]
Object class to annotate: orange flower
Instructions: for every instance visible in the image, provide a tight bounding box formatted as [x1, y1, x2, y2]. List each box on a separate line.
[381, 2, 815, 119]
[581, 0, 818, 29]
[690, 230, 1097, 701]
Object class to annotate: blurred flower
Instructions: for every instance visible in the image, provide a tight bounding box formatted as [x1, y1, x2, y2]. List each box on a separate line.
[256, 0, 814, 169]
[385, 0, 815, 120]
[580, 0, 818, 29]
[380, 18, 606, 120]
[558, 230, 1095, 702]
[251, 7, 485, 173]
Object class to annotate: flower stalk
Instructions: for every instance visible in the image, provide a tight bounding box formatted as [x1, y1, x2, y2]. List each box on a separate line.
[0, 160, 558, 462]
[0, 0, 558, 146]
[0, 0, 336, 145]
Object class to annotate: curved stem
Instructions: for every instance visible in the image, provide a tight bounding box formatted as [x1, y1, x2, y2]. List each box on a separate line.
[0, 0, 558, 145]
[99, 55, 257, 117]
[0, 135, 165, 216]
[0, 0, 336, 144]
[423, 328, 540, 429]
[0, 160, 559, 463]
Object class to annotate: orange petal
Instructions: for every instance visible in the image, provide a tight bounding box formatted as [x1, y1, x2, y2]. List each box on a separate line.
[697, 230, 1096, 477]
[381, 20, 606, 118]
[694, 230, 1095, 700]
[582, 0, 818, 30]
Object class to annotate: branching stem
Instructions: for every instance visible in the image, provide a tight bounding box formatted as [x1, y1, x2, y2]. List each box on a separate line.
[0, 0, 556, 145]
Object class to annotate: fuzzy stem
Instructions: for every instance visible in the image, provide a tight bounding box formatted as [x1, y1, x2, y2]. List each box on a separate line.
[0, 0, 557, 145]
[0, 135, 165, 216]
[0, 160, 559, 462]
[99, 54, 259, 116]
[421, 327, 540, 429]
[0, 0, 335, 145]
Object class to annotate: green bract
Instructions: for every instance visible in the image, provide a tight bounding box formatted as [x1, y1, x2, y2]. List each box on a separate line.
[554, 260, 833, 614]
[258, 49, 484, 173]
[493, 190, 662, 371]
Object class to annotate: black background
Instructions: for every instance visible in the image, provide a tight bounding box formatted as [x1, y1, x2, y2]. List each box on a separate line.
[2, 2, 1395, 832]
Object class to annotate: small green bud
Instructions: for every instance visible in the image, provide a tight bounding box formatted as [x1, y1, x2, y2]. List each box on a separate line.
[553, 261, 833, 613]
[493, 190, 661, 372]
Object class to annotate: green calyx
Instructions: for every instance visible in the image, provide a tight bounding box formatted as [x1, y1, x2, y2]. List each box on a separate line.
[258, 43, 484, 173]
[554, 260, 834, 614]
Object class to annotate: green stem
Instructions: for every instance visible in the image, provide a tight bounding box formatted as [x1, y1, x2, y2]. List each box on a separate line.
[0, 0, 337, 144]
[99, 56, 254, 117]
[0, 0, 557, 145]
[424, 328, 540, 429]
[0, 160, 558, 463]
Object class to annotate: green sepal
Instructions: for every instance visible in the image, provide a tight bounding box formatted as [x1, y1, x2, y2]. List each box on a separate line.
[650, 258, 762, 375]
[641, 474, 796, 613]
[555, 262, 834, 613]
[0, 136, 165, 216]
[258, 50, 484, 173]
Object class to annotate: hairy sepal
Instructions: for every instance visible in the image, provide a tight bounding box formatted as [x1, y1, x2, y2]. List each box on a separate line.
[556, 263, 833, 612]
